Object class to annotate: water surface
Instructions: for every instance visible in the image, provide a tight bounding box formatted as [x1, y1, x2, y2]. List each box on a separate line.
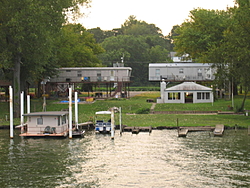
[0, 129, 249, 188]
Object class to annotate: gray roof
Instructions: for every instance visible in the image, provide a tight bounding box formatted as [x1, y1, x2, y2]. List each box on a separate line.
[23, 111, 69, 117]
[165, 82, 212, 91]
[59, 67, 132, 71]
[149, 63, 212, 68]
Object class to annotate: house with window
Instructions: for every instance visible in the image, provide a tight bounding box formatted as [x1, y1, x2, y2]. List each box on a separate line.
[149, 63, 215, 82]
[157, 81, 214, 104]
[19, 111, 69, 137]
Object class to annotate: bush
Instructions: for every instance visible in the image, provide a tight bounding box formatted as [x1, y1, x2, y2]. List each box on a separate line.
[136, 107, 150, 114]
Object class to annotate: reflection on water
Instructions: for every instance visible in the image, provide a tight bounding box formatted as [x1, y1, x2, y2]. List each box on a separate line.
[0, 129, 249, 188]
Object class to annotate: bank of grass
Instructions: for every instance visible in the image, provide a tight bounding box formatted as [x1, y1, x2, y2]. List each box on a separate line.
[0, 91, 250, 128]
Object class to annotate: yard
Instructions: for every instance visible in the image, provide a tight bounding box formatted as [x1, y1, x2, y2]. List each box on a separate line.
[0, 91, 249, 128]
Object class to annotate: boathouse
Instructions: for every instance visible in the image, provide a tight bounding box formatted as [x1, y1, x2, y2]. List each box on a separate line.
[19, 111, 69, 137]
[157, 81, 214, 104]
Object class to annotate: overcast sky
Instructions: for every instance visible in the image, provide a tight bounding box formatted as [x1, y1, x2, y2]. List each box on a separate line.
[77, 0, 236, 36]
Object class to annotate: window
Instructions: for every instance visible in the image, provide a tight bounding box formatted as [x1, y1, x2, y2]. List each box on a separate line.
[77, 71, 82, 77]
[206, 92, 210, 99]
[179, 68, 184, 74]
[155, 69, 160, 76]
[37, 117, 43, 125]
[66, 70, 71, 72]
[197, 92, 201, 99]
[198, 69, 202, 77]
[62, 115, 66, 124]
[168, 92, 180, 100]
[58, 116, 60, 126]
[97, 70, 101, 81]
[197, 92, 210, 100]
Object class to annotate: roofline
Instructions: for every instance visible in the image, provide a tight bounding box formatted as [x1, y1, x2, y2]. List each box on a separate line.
[23, 111, 69, 116]
[149, 63, 212, 68]
[59, 67, 132, 70]
[164, 90, 212, 91]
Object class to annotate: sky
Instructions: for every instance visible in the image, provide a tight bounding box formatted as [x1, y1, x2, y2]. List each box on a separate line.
[77, 0, 236, 36]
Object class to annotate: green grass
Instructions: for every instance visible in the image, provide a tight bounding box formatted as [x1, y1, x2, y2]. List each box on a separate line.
[0, 92, 250, 128]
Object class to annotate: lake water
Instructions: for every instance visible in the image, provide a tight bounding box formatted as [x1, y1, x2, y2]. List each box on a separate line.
[0, 129, 249, 188]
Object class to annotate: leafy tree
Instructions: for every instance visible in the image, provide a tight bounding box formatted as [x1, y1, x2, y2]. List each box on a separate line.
[87, 27, 116, 43]
[174, 8, 229, 61]
[221, 1, 250, 111]
[166, 25, 180, 51]
[96, 16, 172, 86]
[121, 15, 163, 36]
[174, 3, 250, 111]
[0, 0, 90, 117]
[56, 24, 104, 67]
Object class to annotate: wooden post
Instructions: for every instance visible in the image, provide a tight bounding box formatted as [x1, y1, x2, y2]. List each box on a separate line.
[119, 107, 122, 135]
[20, 91, 24, 134]
[69, 87, 72, 139]
[75, 91, 78, 130]
[27, 95, 30, 114]
[111, 109, 115, 139]
[9, 86, 13, 139]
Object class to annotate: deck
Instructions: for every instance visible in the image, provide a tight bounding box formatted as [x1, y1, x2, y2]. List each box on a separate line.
[213, 124, 224, 136]
[19, 130, 68, 137]
[123, 126, 152, 134]
[178, 128, 188, 137]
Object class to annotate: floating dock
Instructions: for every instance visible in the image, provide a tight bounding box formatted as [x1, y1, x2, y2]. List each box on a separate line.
[213, 124, 224, 136]
[177, 126, 215, 137]
[178, 128, 188, 137]
[123, 126, 152, 134]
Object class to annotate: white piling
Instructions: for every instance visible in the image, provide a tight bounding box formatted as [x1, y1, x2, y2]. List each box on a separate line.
[20, 91, 24, 133]
[119, 107, 122, 135]
[111, 109, 115, 139]
[9, 86, 13, 139]
[27, 95, 30, 114]
[75, 92, 78, 130]
[69, 87, 72, 139]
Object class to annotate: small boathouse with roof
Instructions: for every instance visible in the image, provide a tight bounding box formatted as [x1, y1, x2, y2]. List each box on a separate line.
[158, 81, 214, 104]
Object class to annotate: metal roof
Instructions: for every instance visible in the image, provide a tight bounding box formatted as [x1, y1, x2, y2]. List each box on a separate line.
[165, 82, 212, 91]
[59, 67, 132, 71]
[149, 63, 212, 68]
[23, 111, 69, 116]
[95, 111, 112, 115]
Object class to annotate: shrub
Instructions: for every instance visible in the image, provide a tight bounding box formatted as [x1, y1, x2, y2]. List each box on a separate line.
[136, 107, 150, 114]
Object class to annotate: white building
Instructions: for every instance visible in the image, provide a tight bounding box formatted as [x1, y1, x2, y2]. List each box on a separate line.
[149, 63, 215, 82]
[19, 111, 69, 137]
[157, 81, 214, 104]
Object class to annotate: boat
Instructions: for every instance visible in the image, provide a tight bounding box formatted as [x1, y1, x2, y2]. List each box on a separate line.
[94, 111, 112, 133]
[213, 124, 224, 136]
[19, 111, 70, 137]
[72, 129, 85, 138]
[178, 128, 188, 137]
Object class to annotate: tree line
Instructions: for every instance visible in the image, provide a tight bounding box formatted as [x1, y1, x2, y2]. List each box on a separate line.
[1, 0, 249, 116]
[173, 0, 250, 111]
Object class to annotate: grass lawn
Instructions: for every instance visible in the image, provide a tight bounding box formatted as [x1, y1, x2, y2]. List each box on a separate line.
[0, 91, 249, 128]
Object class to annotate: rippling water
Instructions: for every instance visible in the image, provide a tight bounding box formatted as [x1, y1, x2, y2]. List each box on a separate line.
[0, 129, 249, 188]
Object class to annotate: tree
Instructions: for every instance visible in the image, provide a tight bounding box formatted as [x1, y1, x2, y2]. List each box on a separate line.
[174, 8, 230, 61]
[221, 1, 250, 111]
[121, 15, 163, 36]
[87, 27, 116, 43]
[0, 0, 90, 117]
[174, 4, 250, 111]
[56, 24, 104, 67]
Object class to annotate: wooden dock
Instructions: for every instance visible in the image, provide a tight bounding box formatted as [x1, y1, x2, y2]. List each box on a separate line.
[213, 124, 224, 136]
[123, 126, 152, 134]
[179, 126, 215, 132]
[178, 128, 188, 137]
[177, 126, 215, 137]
